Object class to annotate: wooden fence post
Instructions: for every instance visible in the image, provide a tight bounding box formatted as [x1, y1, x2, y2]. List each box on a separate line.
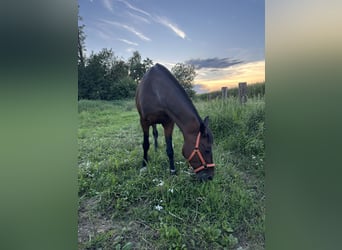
[221, 87, 228, 100]
[238, 82, 247, 104]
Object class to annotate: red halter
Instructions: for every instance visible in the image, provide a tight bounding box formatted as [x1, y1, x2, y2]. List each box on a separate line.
[187, 132, 215, 173]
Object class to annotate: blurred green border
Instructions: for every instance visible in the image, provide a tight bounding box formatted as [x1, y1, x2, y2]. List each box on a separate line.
[0, 1, 77, 250]
[1, 1, 341, 250]
[266, 1, 342, 249]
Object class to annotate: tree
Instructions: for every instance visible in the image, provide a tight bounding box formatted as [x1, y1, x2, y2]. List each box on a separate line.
[78, 6, 88, 99]
[79, 49, 114, 99]
[78, 49, 139, 100]
[128, 51, 143, 82]
[107, 59, 135, 99]
[78, 6, 86, 67]
[171, 63, 196, 98]
[78, 47, 153, 100]
[128, 51, 153, 83]
[143, 57, 154, 73]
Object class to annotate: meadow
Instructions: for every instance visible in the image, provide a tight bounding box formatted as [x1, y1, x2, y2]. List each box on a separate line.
[78, 97, 265, 249]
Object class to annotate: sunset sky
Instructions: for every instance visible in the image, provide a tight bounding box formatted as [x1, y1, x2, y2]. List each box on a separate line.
[79, 0, 265, 93]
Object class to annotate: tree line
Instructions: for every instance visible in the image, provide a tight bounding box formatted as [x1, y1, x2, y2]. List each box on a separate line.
[78, 50, 196, 100]
[78, 14, 196, 100]
[78, 49, 152, 100]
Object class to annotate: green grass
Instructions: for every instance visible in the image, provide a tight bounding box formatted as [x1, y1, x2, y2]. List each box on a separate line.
[78, 97, 265, 249]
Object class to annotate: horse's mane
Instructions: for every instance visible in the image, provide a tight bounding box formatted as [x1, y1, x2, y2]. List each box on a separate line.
[152, 63, 202, 123]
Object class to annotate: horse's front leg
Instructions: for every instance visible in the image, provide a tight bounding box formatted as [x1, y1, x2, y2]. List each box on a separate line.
[141, 123, 150, 168]
[163, 122, 176, 175]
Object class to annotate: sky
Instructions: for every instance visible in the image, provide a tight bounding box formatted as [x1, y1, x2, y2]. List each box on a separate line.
[79, 0, 265, 93]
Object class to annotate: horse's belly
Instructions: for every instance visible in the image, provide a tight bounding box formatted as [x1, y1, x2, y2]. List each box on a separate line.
[142, 110, 171, 125]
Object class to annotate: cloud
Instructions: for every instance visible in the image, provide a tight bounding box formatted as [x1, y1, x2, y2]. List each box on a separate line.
[117, 38, 138, 46]
[97, 30, 111, 40]
[103, 0, 114, 13]
[186, 57, 243, 69]
[119, 0, 151, 17]
[194, 60, 265, 92]
[126, 47, 135, 53]
[193, 84, 210, 94]
[155, 16, 186, 39]
[102, 1, 187, 40]
[127, 12, 151, 24]
[102, 20, 151, 41]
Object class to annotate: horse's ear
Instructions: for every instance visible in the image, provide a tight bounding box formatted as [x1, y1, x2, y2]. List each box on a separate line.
[200, 116, 209, 135]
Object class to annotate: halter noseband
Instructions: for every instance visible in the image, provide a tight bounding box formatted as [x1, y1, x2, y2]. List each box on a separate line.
[187, 132, 215, 173]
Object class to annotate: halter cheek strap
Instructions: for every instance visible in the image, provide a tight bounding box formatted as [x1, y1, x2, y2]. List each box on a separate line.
[187, 132, 215, 173]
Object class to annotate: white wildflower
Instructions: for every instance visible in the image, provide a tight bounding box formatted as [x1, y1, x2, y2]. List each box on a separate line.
[157, 180, 164, 186]
[155, 205, 163, 211]
[168, 188, 174, 193]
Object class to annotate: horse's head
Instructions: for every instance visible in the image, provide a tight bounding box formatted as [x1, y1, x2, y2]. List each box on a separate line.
[183, 116, 215, 181]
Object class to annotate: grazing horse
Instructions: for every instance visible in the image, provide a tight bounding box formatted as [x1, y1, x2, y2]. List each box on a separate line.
[135, 63, 215, 181]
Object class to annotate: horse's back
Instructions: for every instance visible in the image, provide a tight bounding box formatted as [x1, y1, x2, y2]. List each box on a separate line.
[137, 63, 174, 96]
[136, 64, 176, 120]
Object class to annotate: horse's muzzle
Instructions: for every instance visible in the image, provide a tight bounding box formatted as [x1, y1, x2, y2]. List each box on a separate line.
[196, 169, 214, 181]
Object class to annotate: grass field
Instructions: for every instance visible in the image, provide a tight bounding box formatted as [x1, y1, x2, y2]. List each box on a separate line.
[78, 97, 265, 249]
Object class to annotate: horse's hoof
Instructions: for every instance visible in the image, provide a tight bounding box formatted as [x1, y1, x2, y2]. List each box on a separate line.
[170, 169, 177, 175]
[140, 167, 147, 174]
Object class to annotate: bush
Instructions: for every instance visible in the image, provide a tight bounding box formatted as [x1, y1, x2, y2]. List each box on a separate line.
[112, 77, 136, 99]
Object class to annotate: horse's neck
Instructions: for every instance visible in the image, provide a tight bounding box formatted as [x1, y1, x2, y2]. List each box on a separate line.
[167, 100, 200, 158]
[166, 96, 201, 136]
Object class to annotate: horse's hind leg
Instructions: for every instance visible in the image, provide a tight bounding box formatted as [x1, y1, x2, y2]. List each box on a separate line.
[152, 124, 158, 151]
[162, 121, 176, 175]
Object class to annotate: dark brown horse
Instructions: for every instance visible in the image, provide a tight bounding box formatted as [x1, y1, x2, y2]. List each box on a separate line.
[135, 63, 215, 181]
